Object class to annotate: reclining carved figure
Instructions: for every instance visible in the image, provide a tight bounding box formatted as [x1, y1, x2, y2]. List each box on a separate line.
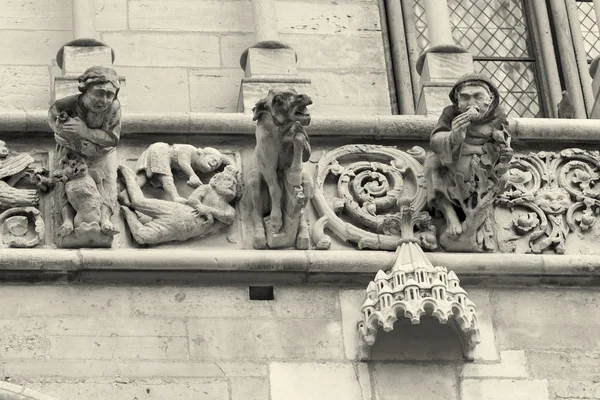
[118, 164, 238, 245]
[248, 89, 314, 249]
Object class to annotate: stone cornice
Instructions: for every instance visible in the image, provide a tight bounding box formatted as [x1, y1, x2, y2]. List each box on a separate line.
[0, 249, 598, 285]
[2, 110, 600, 142]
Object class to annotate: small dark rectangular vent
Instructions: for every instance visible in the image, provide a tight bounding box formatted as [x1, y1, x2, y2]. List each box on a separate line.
[249, 286, 274, 301]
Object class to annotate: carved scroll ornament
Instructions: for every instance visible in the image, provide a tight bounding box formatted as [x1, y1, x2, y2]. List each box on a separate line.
[312, 144, 436, 251]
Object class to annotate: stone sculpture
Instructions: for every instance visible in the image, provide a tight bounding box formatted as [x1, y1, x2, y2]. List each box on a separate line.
[247, 89, 314, 249]
[312, 144, 436, 250]
[424, 73, 513, 252]
[118, 164, 239, 245]
[134, 142, 234, 203]
[48, 66, 121, 248]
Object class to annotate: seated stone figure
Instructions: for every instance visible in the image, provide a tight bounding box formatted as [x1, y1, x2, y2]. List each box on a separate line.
[118, 164, 238, 245]
[134, 143, 234, 203]
[52, 153, 117, 237]
[424, 73, 512, 251]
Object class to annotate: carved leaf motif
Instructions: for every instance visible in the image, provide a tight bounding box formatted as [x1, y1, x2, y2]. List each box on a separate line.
[512, 212, 540, 234]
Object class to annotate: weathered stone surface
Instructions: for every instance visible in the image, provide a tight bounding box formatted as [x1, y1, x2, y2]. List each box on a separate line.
[49, 336, 188, 360]
[0, 66, 50, 110]
[528, 351, 600, 380]
[46, 318, 186, 337]
[0, 31, 71, 65]
[231, 377, 270, 400]
[189, 69, 244, 113]
[372, 364, 458, 400]
[270, 362, 364, 400]
[220, 34, 256, 68]
[116, 361, 268, 378]
[0, 319, 47, 358]
[416, 85, 453, 117]
[462, 379, 550, 400]
[282, 33, 386, 71]
[0, 0, 71, 30]
[548, 380, 600, 399]
[95, 0, 127, 31]
[245, 48, 298, 76]
[468, 289, 499, 361]
[20, 379, 229, 400]
[188, 319, 344, 360]
[462, 351, 528, 378]
[61, 46, 114, 75]
[103, 32, 220, 67]
[276, 3, 381, 34]
[132, 286, 339, 319]
[419, 52, 474, 83]
[0, 286, 131, 318]
[494, 288, 600, 350]
[128, 0, 253, 32]
[113, 67, 190, 112]
[5, 360, 118, 378]
[339, 289, 365, 360]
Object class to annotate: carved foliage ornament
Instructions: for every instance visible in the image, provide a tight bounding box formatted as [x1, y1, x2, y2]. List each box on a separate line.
[498, 148, 600, 254]
[312, 144, 436, 250]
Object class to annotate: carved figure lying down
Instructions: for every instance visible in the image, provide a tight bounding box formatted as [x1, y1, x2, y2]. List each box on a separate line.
[118, 164, 238, 245]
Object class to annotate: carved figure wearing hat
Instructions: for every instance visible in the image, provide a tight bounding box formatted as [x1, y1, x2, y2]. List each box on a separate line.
[424, 73, 512, 251]
[48, 66, 121, 241]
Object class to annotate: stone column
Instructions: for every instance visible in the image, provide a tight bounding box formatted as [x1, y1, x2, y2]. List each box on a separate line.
[415, 0, 474, 117]
[53, 0, 125, 102]
[237, 0, 311, 112]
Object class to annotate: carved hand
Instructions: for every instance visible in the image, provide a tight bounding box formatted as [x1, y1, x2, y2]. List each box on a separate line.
[451, 112, 471, 145]
[187, 175, 202, 188]
[62, 118, 89, 138]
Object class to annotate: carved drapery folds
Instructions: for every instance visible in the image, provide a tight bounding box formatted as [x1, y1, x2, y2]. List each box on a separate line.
[497, 148, 600, 254]
[357, 199, 480, 360]
[312, 144, 437, 251]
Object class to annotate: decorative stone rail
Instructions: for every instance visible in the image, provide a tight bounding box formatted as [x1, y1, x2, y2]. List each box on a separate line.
[2, 110, 600, 142]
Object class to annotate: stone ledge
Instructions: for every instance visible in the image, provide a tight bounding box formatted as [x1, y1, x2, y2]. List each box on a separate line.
[2, 110, 600, 142]
[0, 249, 598, 285]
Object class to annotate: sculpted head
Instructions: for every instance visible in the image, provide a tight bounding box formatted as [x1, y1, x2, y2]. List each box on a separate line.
[209, 168, 238, 202]
[0, 140, 8, 158]
[193, 147, 224, 174]
[78, 66, 120, 113]
[54, 153, 88, 181]
[450, 73, 500, 121]
[252, 89, 313, 127]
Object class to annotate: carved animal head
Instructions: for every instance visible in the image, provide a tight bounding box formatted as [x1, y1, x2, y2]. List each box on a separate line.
[0, 140, 8, 159]
[533, 186, 571, 214]
[252, 89, 312, 127]
[54, 153, 88, 181]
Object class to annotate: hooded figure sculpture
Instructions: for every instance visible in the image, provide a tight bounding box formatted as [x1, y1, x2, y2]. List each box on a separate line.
[424, 73, 512, 251]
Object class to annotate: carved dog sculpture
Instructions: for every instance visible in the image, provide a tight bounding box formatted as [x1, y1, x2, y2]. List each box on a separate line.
[247, 89, 313, 248]
[118, 164, 238, 245]
[53, 153, 117, 237]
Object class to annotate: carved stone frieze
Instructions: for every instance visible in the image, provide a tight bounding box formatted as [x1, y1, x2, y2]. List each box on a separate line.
[248, 89, 314, 249]
[312, 144, 436, 250]
[497, 148, 600, 254]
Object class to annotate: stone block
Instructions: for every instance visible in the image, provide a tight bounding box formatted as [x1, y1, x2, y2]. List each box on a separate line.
[128, 0, 253, 32]
[20, 379, 229, 400]
[528, 351, 600, 380]
[493, 288, 600, 351]
[372, 364, 458, 400]
[237, 80, 313, 114]
[5, 360, 118, 378]
[270, 362, 365, 400]
[461, 379, 550, 400]
[231, 377, 270, 400]
[0, 66, 50, 110]
[276, 3, 381, 34]
[188, 319, 344, 360]
[282, 33, 386, 71]
[468, 289, 499, 361]
[548, 380, 600, 399]
[0, 0, 71, 30]
[189, 69, 244, 113]
[416, 84, 453, 117]
[245, 48, 298, 77]
[0, 319, 47, 358]
[220, 34, 256, 68]
[116, 361, 268, 378]
[0, 31, 71, 65]
[61, 46, 114, 75]
[49, 336, 188, 360]
[0, 286, 131, 318]
[419, 52, 474, 84]
[340, 289, 369, 360]
[46, 318, 186, 337]
[103, 32, 220, 67]
[462, 350, 528, 378]
[115, 67, 189, 112]
[95, 0, 127, 31]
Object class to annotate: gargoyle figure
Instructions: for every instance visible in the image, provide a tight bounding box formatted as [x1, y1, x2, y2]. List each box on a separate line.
[118, 164, 238, 245]
[0, 139, 40, 210]
[48, 66, 121, 247]
[424, 73, 513, 252]
[247, 89, 314, 249]
[53, 153, 118, 238]
[134, 143, 234, 203]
